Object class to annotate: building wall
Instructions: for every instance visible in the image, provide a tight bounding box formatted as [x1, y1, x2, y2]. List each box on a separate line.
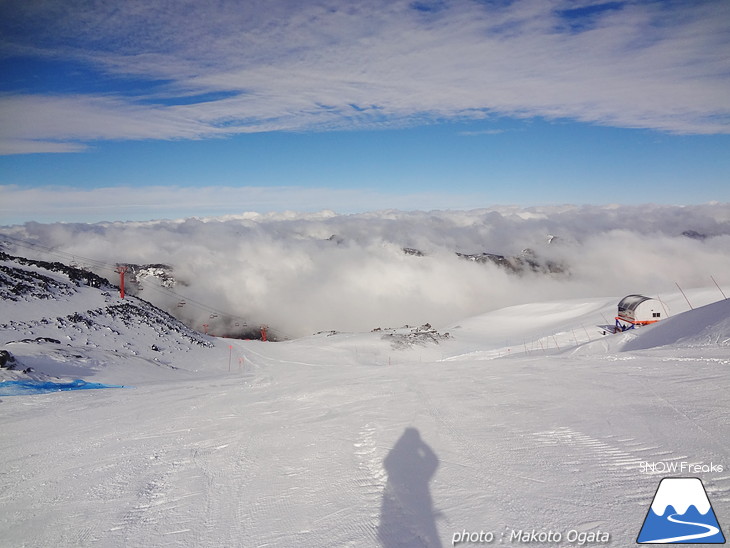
[634, 299, 663, 323]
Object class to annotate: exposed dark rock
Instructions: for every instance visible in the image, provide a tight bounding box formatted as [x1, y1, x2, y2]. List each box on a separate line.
[456, 250, 567, 275]
[682, 230, 707, 240]
[381, 323, 450, 350]
[0, 251, 112, 291]
[0, 350, 15, 368]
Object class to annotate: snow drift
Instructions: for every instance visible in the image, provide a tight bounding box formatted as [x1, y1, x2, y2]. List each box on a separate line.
[622, 299, 730, 351]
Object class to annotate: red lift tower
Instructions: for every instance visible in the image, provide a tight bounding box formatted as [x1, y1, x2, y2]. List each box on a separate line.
[115, 265, 129, 299]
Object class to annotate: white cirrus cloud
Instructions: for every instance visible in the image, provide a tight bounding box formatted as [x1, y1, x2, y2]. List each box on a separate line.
[1, 0, 729, 153]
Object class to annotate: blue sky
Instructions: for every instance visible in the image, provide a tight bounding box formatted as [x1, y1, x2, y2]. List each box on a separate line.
[1, 0, 729, 224]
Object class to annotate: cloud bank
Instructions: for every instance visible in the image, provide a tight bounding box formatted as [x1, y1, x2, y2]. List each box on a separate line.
[1, 0, 729, 153]
[0, 184, 488, 225]
[2, 205, 729, 338]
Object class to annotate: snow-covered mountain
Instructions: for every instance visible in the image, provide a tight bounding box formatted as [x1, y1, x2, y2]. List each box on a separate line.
[0, 252, 214, 384]
[454, 248, 566, 275]
[1, 250, 728, 547]
[124, 262, 177, 290]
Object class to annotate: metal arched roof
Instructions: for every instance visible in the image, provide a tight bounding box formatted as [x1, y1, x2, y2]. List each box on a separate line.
[618, 294, 654, 312]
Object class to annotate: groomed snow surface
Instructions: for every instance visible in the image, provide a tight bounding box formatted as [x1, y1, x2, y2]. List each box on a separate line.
[1, 256, 729, 547]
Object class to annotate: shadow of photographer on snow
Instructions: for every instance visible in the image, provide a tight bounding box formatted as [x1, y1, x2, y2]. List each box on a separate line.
[378, 427, 442, 547]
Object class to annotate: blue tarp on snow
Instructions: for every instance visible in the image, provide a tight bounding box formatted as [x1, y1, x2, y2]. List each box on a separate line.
[0, 379, 127, 396]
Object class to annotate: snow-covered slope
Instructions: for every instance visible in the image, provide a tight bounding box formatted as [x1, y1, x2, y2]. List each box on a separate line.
[0, 253, 217, 384]
[622, 298, 730, 351]
[1, 255, 728, 547]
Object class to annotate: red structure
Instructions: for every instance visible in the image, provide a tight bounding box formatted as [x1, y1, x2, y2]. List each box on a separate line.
[115, 265, 129, 299]
[260, 326, 268, 342]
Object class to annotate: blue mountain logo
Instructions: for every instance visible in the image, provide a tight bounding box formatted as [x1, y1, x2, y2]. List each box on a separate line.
[638, 477, 726, 544]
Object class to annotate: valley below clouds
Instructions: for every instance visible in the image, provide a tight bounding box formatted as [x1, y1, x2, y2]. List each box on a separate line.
[3, 203, 729, 338]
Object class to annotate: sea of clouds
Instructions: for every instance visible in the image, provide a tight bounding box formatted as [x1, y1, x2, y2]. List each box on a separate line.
[3, 204, 730, 338]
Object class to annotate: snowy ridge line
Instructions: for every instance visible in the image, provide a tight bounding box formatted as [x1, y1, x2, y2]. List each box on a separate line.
[2, 298, 212, 350]
[1, 251, 112, 296]
[89, 300, 213, 348]
[624, 298, 730, 350]
[1, 261, 78, 301]
[0, 250, 228, 384]
[0, 249, 195, 341]
[1, 239, 291, 340]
